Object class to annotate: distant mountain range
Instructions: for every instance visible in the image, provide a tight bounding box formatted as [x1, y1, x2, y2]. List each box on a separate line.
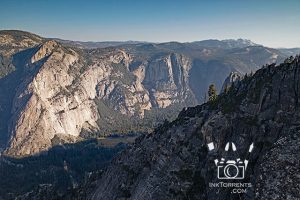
[277, 47, 300, 56]
[53, 38, 147, 49]
[55, 38, 259, 49]
[54, 36, 295, 50]
[56, 37, 300, 55]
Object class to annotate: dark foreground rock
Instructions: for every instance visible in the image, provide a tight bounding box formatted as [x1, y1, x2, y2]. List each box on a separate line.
[91, 56, 300, 200]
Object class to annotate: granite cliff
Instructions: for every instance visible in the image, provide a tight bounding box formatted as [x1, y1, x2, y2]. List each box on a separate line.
[0, 31, 196, 156]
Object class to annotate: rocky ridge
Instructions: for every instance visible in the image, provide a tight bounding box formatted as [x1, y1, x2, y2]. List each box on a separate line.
[221, 71, 242, 92]
[91, 56, 300, 200]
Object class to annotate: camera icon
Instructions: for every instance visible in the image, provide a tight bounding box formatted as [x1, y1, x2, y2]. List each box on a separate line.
[217, 159, 245, 179]
[207, 141, 254, 180]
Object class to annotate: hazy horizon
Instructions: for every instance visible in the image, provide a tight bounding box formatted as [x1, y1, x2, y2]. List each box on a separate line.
[1, 0, 300, 48]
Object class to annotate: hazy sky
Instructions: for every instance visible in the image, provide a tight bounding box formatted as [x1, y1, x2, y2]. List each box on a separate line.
[1, 0, 300, 48]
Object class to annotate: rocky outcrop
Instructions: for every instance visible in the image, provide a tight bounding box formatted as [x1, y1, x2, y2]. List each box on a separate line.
[135, 53, 194, 108]
[91, 56, 300, 200]
[221, 71, 242, 93]
[30, 40, 58, 63]
[5, 40, 100, 156]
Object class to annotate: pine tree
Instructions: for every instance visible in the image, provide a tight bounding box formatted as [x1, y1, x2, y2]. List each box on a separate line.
[208, 84, 217, 101]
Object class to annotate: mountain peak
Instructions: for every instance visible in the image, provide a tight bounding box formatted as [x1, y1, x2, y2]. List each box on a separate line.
[31, 40, 59, 63]
[193, 38, 259, 49]
[222, 38, 257, 46]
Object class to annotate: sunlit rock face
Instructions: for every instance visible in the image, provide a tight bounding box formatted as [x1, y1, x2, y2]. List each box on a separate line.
[1, 38, 195, 156]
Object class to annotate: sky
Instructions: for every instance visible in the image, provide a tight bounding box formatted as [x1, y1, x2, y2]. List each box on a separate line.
[0, 0, 300, 48]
